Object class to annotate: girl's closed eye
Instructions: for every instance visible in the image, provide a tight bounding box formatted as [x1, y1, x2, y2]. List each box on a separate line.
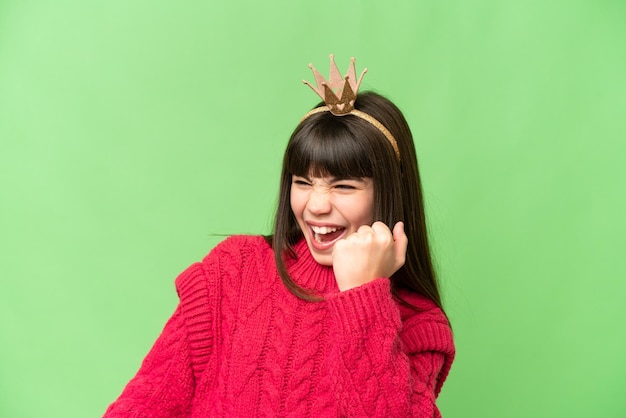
[292, 177, 311, 186]
[332, 178, 368, 191]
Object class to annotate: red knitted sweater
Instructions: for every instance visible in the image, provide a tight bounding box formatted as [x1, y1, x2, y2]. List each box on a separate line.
[104, 235, 454, 417]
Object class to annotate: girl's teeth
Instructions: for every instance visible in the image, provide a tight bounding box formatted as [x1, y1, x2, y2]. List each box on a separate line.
[311, 226, 338, 234]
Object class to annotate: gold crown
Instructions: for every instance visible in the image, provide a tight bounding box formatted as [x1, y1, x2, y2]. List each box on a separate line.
[303, 54, 367, 115]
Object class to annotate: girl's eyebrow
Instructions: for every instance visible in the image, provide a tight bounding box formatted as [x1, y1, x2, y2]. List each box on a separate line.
[329, 176, 366, 183]
[293, 174, 367, 183]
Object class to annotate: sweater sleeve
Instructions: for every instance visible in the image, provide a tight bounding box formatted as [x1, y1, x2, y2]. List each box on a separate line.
[102, 305, 195, 418]
[325, 278, 454, 418]
[103, 258, 218, 418]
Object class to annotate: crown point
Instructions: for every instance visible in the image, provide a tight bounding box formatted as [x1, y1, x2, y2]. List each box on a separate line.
[304, 55, 367, 115]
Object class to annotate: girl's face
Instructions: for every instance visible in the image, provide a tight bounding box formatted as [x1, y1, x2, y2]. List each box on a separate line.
[290, 173, 374, 266]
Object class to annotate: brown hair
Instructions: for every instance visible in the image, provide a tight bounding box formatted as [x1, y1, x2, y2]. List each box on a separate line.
[270, 91, 443, 310]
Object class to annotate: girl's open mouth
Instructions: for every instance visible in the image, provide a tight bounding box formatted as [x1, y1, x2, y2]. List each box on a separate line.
[308, 224, 346, 249]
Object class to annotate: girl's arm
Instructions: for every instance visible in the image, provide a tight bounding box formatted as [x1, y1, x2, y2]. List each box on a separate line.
[103, 257, 218, 418]
[325, 278, 454, 418]
[103, 305, 195, 418]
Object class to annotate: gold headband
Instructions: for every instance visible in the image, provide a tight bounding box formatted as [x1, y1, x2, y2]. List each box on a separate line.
[301, 55, 400, 160]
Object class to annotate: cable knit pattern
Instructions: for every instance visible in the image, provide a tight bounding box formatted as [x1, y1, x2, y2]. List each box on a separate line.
[103, 235, 455, 417]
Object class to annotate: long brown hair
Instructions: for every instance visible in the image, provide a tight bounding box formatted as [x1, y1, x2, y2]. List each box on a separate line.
[270, 91, 443, 311]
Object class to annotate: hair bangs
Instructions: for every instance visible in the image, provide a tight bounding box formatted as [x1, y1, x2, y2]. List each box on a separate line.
[287, 116, 374, 180]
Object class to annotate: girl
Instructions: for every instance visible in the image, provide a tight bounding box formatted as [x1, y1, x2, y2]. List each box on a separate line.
[104, 56, 455, 417]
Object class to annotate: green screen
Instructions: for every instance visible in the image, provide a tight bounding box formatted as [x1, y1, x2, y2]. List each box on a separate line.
[1, 1, 625, 417]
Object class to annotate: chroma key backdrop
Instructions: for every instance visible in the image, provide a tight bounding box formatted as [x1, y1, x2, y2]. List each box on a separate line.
[1, 1, 625, 417]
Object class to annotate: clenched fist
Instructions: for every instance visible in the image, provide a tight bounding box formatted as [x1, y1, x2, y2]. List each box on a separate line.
[332, 221, 408, 291]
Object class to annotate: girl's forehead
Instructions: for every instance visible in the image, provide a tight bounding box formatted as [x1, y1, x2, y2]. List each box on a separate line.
[300, 164, 359, 177]
[288, 153, 373, 179]
[294, 173, 371, 183]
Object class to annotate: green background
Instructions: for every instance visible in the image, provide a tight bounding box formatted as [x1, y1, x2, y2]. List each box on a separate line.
[1, 1, 625, 417]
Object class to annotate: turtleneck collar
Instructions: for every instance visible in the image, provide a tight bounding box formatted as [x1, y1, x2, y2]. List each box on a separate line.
[285, 239, 339, 294]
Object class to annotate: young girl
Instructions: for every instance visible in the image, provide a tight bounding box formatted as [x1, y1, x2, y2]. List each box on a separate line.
[104, 56, 455, 417]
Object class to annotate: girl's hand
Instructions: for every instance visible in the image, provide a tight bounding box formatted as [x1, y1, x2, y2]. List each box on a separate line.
[332, 221, 408, 292]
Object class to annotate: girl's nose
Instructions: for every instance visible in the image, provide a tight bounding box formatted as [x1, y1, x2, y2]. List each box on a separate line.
[307, 188, 331, 215]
